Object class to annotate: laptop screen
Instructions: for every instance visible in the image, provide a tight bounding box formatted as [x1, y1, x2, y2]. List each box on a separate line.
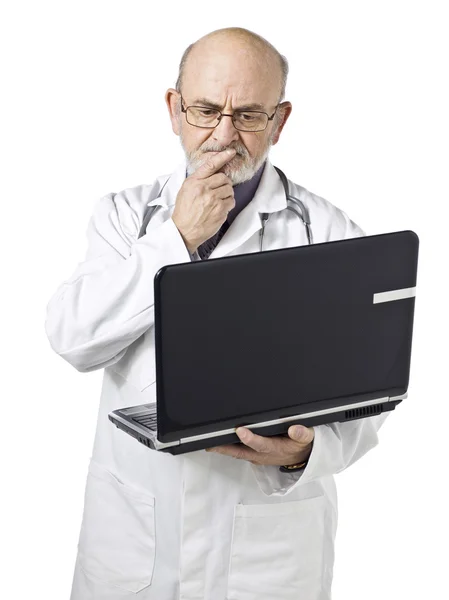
[154, 231, 418, 440]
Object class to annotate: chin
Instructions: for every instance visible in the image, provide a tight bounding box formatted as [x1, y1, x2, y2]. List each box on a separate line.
[222, 162, 257, 185]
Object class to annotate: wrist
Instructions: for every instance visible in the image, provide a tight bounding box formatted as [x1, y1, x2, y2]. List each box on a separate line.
[279, 460, 308, 473]
[186, 242, 198, 254]
[280, 441, 313, 472]
[172, 218, 198, 254]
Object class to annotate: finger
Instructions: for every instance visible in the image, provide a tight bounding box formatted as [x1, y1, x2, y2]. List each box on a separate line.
[224, 196, 236, 213]
[207, 443, 260, 462]
[208, 172, 232, 189]
[235, 427, 274, 453]
[208, 193, 234, 219]
[195, 149, 237, 179]
[287, 424, 315, 445]
[216, 185, 234, 201]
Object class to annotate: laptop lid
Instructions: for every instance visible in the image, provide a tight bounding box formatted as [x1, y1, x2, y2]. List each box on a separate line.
[154, 230, 419, 443]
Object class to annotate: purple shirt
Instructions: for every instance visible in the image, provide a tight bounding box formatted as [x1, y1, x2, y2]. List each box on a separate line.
[226, 161, 266, 225]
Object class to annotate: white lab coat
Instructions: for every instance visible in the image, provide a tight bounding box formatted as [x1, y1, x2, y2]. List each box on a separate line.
[45, 159, 388, 600]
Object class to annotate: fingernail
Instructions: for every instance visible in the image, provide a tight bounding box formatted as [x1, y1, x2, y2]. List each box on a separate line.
[236, 427, 248, 439]
[292, 425, 304, 439]
[226, 148, 236, 155]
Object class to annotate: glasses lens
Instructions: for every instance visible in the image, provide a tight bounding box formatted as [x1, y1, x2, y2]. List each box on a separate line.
[187, 107, 220, 127]
[234, 111, 268, 131]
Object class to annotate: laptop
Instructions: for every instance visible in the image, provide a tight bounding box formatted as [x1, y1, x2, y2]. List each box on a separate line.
[109, 230, 419, 455]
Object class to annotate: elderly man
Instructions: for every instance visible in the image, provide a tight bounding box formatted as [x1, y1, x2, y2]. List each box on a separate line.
[45, 27, 387, 600]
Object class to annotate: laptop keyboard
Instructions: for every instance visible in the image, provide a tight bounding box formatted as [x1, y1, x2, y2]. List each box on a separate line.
[132, 412, 157, 430]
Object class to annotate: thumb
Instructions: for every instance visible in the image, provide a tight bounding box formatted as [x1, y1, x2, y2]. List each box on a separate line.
[288, 424, 315, 445]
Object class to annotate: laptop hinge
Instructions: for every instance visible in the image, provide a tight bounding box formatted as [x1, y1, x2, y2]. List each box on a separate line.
[111, 413, 180, 449]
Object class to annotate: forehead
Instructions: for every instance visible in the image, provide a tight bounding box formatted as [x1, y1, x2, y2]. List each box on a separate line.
[182, 39, 281, 106]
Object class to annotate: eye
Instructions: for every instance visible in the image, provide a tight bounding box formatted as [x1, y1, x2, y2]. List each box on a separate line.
[239, 113, 258, 121]
[199, 109, 218, 117]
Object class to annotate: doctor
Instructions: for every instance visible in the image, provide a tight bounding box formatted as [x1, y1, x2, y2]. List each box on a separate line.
[45, 27, 388, 600]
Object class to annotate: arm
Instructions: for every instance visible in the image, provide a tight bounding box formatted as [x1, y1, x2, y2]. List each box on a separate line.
[46, 151, 237, 373]
[214, 208, 390, 495]
[250, 412, 389, 496]
[44, 191, 191, 372]
[254, 212, 392, 495]
[250, 211, 381, 495]
[209, 413, 388, 497]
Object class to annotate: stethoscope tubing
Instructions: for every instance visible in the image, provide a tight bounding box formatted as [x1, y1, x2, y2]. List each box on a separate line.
[260, 167, 313, 250]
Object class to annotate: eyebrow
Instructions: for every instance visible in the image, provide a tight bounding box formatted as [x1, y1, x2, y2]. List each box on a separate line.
[190, 97, 267, 111]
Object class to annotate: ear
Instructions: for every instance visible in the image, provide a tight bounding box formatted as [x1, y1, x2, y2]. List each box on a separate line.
[271, 102, 292, 145]
[165, 88, 182, 136]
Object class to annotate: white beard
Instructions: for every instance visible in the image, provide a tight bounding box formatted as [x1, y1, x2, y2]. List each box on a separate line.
[180, 133, 274, 185]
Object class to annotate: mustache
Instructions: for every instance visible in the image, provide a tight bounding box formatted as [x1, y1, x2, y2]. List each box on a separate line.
[198, 141, 249, 157]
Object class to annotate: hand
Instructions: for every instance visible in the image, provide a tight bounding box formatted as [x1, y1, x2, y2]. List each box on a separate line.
[206, 424, 315, 467]
[172, 149, 236, 253]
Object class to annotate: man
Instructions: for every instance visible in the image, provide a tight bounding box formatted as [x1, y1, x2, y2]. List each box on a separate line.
[45, 27, 388, 600]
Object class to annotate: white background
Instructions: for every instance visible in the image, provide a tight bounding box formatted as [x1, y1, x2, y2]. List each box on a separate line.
[1, 1, 448, 598]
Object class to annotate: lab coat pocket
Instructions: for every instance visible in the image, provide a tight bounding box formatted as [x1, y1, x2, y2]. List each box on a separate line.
[78, 460, 156, 593]
[227, 496, 326, 600]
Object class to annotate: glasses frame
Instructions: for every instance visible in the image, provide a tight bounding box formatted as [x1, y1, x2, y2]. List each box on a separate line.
[180, 95, 279, 132]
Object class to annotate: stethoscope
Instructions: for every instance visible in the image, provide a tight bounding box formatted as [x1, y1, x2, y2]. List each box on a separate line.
[138, 166, 313, 248]
[263, 166, 313, 249]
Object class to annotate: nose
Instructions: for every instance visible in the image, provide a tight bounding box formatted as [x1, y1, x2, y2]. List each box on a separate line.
[212, 113, 240, 146]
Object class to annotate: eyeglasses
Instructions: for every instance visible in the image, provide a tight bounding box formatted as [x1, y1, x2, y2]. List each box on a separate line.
[180, 96, 279, 132]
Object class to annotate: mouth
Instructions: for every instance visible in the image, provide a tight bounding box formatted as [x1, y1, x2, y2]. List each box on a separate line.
[203, 150, 243, 157]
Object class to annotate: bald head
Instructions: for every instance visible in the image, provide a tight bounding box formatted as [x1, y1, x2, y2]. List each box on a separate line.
[176, 28, 288, 103]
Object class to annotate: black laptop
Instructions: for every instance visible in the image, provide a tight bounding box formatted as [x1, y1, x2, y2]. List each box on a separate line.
[109, 230, 419, 455]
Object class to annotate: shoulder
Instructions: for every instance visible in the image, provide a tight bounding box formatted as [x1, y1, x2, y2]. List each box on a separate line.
[86, 176, 169, 257]
[289, 180, 366, 241]
[90, 173, 170, 233]
[93, 182, 154, 226]
[88, 185, 150, 253]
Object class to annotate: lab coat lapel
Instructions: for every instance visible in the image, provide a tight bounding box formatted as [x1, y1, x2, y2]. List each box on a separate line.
[146, 162, 187, 209]
[210, 159, 287, 258]
[146, 159, 287, 258]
